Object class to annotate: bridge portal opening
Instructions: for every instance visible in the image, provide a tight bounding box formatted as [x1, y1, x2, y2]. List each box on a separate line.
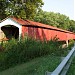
[1, 25, 19, 40]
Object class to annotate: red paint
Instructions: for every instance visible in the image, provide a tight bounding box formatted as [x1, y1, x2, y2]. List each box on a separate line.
[11, 17, 75, 41]
[22, 26, 28, 37]
[22, 26, 75, 41]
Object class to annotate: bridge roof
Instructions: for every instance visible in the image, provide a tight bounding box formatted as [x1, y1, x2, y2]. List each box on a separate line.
[11, 17, 74, 34]
[0, 17, 75, 34]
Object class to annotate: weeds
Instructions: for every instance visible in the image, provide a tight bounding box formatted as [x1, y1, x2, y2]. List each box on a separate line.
[0, 37, 74, 71]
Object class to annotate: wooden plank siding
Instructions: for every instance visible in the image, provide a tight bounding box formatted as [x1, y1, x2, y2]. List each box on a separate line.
[22, 25, 75, 41]
[0, 17, 75, 42]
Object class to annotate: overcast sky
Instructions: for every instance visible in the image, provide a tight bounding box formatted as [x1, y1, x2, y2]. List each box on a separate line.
[42, 0, 74, 20]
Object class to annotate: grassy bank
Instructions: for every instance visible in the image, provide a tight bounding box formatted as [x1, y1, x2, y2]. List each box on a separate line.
[0, 55, 61, 75]
[0, 38, 74, 73]
[67, 57, 75, 75]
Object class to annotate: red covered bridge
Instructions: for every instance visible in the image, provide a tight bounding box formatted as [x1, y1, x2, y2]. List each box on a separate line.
[0, 17, 75, 45]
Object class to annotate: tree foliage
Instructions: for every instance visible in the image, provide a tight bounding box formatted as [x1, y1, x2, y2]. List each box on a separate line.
[0, 0, 44, 20]
[68, 20, 75, 32]
[0, 0, 75, 32]
[34, 9, 75, 32]
[0, 0, 7, 19]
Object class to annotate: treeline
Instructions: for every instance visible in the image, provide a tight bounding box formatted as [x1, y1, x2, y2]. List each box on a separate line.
[34, 9, 75, 32]
[0, 0, 75, 32]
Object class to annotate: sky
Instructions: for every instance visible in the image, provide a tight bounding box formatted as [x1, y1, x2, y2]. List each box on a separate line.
[42, 0, 74, 20]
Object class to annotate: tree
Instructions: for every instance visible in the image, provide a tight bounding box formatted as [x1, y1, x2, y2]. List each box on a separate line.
[34, 9, 72, 30]
[56, 14, 70, 30]
[34, 9, 63, 27]
[68, 20, 75, 32]
[0, 0, 44, 19]
[0, 0, 7, 19]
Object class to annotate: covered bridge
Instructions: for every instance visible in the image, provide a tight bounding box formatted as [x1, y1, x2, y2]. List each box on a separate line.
[0, 17, 75, 45]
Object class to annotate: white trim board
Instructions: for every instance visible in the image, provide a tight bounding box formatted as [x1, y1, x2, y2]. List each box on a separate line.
[0, 18, 22, 40]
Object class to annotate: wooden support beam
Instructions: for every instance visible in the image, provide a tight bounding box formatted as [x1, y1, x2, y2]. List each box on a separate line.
[66, 40, 68, 47]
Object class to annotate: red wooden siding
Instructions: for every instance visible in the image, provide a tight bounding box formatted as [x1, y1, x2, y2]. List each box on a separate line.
[22, 26, 28, 37]
[11, 17, 75, 41]
[22, 26, 75, 41]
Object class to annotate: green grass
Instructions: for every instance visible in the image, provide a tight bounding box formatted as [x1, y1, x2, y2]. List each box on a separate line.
[0, 38, 69, 71]
[0, 38, 74, 74]
[0, 55, 61, 75]
[67, 57, 75, 75]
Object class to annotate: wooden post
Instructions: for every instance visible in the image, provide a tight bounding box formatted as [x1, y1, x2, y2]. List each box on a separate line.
[19, 27, 22, 41]
[66, 40, 68, 47]
[0, 27, 1, 41]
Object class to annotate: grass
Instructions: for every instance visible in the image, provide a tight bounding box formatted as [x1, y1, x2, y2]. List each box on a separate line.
[0, 38, 69, 71]
[66, 57, 75, 75]
[0, 55, 61, 75]
[0, 38, 74, 74]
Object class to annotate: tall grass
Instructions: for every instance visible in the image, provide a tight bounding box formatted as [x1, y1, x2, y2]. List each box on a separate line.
[0, 37, 74, 71]
[67, 57, 75, 75]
